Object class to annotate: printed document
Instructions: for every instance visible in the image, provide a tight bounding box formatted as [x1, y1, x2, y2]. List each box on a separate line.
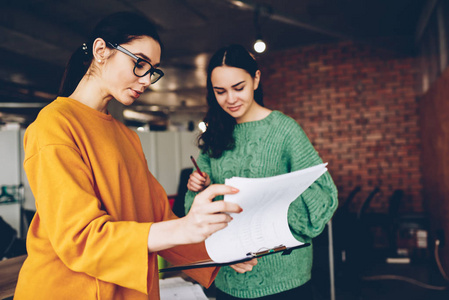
[205, 163, 328, 263]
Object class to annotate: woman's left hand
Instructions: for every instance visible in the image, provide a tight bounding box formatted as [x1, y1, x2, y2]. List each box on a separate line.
[229, 258, 258, 273]
[187, 171, 211, 192]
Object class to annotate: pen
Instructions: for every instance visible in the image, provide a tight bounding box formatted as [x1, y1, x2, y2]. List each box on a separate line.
[190, 155, 204, 177]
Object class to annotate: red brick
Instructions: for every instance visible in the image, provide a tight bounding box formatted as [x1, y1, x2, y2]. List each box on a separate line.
[260, 41, 422, 213]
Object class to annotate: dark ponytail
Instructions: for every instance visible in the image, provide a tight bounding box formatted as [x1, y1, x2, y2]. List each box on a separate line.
[58, 12, 162, 97]
[58, 45, 92, 97]
[198, 44, 264, 158]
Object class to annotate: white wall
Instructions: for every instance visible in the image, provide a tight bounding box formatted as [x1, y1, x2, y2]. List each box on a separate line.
[0, 130, 21, 185]
[136, 130, 200, 196]
[0, 129, 24, 237]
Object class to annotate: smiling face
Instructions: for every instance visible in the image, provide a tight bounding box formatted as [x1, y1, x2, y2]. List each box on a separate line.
[211, 66, 261, 123]
[102, 36, 161, 106]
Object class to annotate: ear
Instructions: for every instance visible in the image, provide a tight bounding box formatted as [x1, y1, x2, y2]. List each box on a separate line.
[253, 70, 261, 90]
[92, 38, 110, 63]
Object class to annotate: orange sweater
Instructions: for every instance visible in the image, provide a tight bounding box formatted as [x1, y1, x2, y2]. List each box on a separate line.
[14, 97, 217, 300]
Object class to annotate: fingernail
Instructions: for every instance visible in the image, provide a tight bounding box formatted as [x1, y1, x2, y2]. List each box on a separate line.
[231, 187, 239, 192]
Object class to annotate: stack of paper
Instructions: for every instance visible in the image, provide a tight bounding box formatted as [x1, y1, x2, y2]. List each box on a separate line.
[159, 277, 209, 300]
[206, 163, 328, 263]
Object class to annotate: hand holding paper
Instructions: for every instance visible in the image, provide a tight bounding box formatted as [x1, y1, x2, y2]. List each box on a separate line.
[182, 184, 242, 244]
[148, 184, 241, 252]
[160, 163, 328, 272]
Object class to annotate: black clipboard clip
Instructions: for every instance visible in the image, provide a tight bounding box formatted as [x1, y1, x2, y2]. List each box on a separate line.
[159, 243, 310, 273]
[246, 243, 310, 259]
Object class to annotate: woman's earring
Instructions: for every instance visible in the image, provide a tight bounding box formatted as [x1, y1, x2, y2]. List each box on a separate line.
[98, 59, 102, 63]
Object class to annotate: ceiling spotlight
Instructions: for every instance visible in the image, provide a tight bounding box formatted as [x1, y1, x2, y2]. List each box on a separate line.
[253, 5, 269, 54]
[230, 0, 245, 8]
[254, 39, 266, 53]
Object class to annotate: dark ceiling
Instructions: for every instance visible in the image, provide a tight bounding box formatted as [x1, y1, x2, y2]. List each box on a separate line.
[0, 0, 426, 127]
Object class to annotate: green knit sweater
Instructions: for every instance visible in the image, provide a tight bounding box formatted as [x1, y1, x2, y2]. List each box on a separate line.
[185, 111, 338, 298]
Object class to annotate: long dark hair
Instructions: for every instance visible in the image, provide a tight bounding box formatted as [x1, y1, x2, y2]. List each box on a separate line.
[198, 44, 264, 158]
[58, 12, 162, 97]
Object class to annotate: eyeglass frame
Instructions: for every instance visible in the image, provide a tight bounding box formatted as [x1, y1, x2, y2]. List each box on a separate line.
[107, 42, 164, 84]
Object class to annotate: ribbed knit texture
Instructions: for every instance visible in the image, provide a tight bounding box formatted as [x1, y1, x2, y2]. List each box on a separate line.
[185, 111, 338, 298]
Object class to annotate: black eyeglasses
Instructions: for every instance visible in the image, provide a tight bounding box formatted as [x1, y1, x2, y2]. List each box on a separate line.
[107, 42, 164, 84]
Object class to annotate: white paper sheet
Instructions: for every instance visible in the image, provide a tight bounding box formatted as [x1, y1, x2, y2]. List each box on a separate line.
[205, 163, 328, 263]
[160, 277, 209, 300]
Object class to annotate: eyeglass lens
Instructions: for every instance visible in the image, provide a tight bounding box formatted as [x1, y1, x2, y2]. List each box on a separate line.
[134, 60, 162, 83]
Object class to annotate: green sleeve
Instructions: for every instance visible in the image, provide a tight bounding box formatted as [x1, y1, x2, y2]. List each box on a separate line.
[284, 121, 339, 242]
[184, 152, 212, 215]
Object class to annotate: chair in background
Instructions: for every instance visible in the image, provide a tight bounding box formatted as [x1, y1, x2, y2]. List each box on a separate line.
[333, 186, 380, 299]
[0, 217, 26, 260]
[332, 185, 362, 268]
[385, 189, 404, 257]
[353, 186, 382, 265]
[341, 185, 362, 214]
[357, 186, 381, 220]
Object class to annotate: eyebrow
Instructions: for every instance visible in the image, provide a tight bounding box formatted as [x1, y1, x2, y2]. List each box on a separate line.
[213, 80, 245, 89]
[134, 52, 160, 68]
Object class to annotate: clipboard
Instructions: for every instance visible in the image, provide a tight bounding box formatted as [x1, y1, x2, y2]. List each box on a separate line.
[159, 243, 310, 272]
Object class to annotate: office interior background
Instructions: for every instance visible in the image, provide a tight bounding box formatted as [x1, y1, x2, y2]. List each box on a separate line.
[1, 0, 449, 299]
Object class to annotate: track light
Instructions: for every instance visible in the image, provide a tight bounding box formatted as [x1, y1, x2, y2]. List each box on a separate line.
[254, 38, 266, 53]
[253, 5, 268, 54]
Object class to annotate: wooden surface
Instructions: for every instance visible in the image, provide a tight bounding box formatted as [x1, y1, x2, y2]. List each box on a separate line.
[0, 255, 26, 299]
[419, 67, 449, 272]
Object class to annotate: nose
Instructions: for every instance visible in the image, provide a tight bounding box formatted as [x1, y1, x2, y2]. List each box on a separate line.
[227, 91, 238, 104]
[138, 73, 151, 88]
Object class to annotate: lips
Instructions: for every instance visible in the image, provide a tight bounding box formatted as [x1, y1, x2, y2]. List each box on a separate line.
[228, 105, 242, 112]
[130, 89, 142, 98]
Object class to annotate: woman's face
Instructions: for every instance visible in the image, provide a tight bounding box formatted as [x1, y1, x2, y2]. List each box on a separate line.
[210, 66, 260, 124]
[103, 36, 161, 106]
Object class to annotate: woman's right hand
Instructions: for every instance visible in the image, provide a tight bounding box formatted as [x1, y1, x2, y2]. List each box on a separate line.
[187, 171, 211, 192]
[181, 184, 241, 244]
[147, 184, 241, 252]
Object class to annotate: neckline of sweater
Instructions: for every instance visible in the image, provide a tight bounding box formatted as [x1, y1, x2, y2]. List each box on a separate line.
[57, 97, 114, 121]
[234, 110, 279, 129]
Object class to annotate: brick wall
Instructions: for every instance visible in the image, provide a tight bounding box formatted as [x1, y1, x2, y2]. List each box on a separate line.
[258, 41, 423, 214]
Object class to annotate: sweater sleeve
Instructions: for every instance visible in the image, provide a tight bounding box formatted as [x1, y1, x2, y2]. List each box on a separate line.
[284, 120, 338, 241]
[184, 152, 212, 215]
[154, 175, 219, 288]
[158, 243, 219, 288]
[24, 144, 152, 294]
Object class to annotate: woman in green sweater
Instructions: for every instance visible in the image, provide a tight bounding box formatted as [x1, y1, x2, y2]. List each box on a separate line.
[185, 44, 338, 299]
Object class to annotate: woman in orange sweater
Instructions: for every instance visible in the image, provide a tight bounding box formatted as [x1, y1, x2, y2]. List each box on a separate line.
[14, 12, 255, 300]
